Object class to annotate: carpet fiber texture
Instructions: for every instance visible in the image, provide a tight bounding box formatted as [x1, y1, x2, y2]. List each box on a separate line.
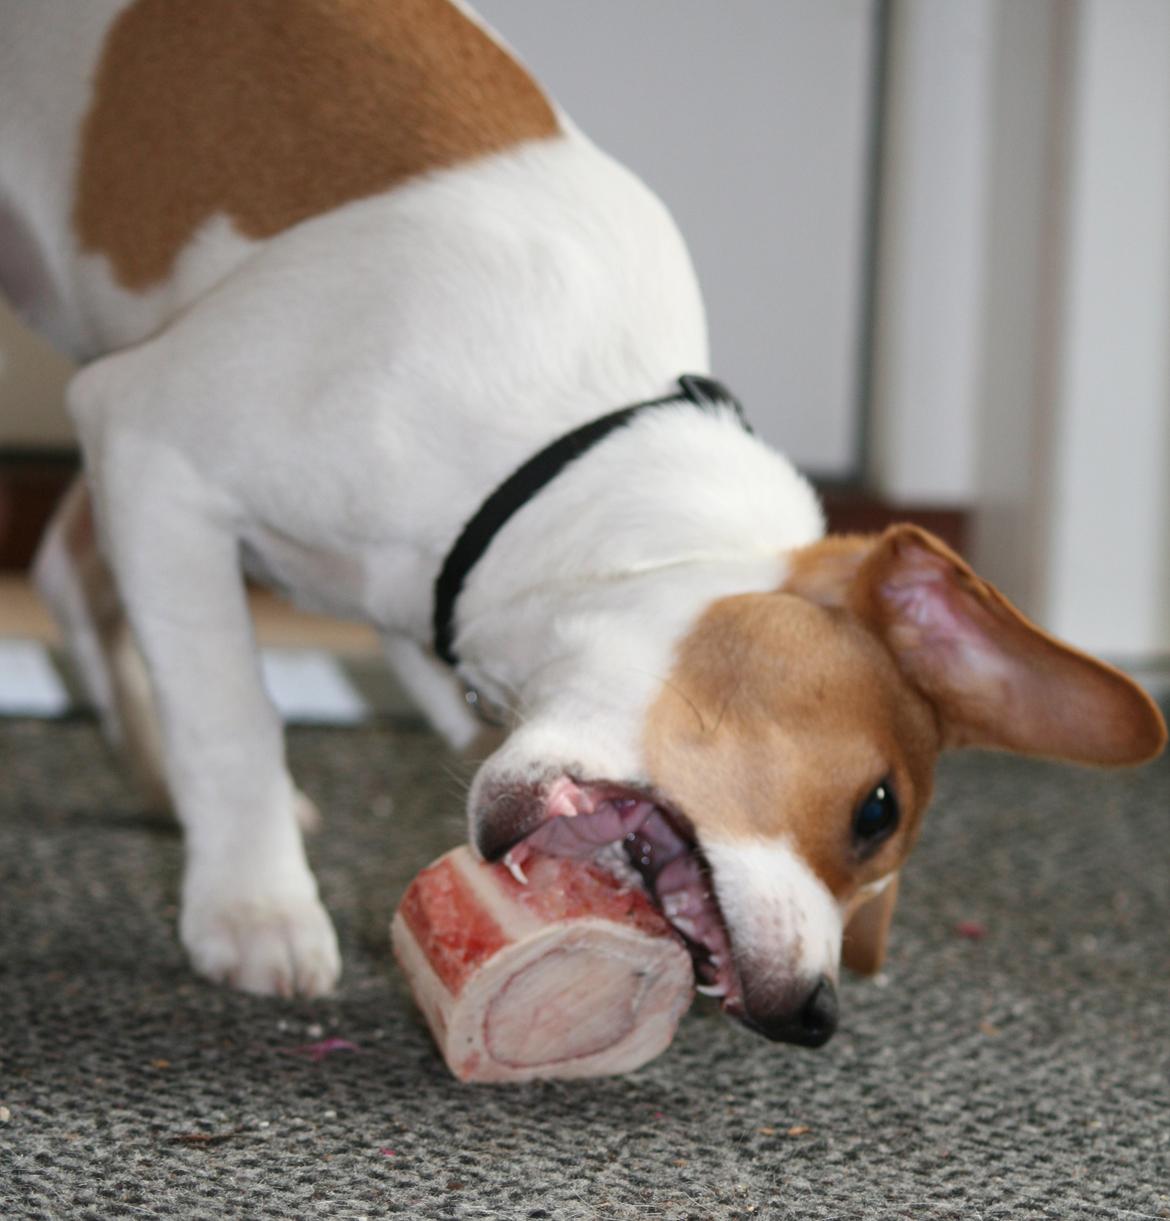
[1, 714, 1168, 1220]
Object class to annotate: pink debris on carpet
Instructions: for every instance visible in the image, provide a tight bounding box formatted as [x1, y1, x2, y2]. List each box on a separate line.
[282, 1037, 361, 1062]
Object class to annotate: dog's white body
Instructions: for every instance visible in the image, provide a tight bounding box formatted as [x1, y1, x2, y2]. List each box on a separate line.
[4, 0, 1163, 1042]
[2, 0, 827, 1002]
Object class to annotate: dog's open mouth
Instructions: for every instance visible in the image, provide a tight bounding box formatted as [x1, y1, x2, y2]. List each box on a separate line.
[497, 780, 742, 1010]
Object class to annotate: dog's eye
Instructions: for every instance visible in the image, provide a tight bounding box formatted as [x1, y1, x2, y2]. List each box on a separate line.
[853, 781, 899, 850]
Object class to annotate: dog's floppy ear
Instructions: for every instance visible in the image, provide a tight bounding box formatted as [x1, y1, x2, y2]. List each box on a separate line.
[842, 876, 900, 975]
[786, 525, 1167, 765]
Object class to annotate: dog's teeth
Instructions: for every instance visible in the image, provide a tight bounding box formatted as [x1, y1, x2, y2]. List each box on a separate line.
[696, 983, 726, 998]
[503, 853, 528, 885]
[660, 893, 689, 920]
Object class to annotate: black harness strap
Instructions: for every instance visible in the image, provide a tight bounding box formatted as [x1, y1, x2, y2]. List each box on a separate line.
[431, 374, 749, 667]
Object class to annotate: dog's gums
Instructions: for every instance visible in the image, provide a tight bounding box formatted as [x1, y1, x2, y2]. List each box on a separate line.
[495, 780, 742, 1013]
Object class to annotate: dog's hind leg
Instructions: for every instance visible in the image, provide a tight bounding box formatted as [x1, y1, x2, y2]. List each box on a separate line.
[33, 474, 322, 832]
[32, 475, 170, 807]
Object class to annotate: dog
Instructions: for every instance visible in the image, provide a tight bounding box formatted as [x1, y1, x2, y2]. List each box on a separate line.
[2, 0, 1165, 1047]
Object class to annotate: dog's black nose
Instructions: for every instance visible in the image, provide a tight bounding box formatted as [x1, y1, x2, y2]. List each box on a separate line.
[738, 975, 839, 1048]
[795, 976, 839, 1046]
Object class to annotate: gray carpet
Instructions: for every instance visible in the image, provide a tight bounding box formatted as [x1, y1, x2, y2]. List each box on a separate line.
[1, 713, 1168, 1220]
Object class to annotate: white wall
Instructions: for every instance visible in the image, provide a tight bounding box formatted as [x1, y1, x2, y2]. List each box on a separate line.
[473, 1, 876, 477]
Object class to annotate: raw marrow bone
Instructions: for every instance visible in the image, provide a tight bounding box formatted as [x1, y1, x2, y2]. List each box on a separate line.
[392, 847, 693, 1082]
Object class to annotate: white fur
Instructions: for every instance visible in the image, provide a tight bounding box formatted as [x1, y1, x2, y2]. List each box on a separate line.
[457, 391, 823, 815]
[703, 839, 844, 990]
[855, 870, 899, 902]
[1, 2, 827, 997]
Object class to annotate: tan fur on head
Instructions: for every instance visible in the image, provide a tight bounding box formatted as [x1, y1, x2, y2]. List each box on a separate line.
[645, 585, 941, 898]
[644, 524, 1166, 974]
[75, 0, 561, 288]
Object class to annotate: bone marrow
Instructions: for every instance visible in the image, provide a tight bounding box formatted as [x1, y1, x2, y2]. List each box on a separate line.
[391, 847, 693, 1082]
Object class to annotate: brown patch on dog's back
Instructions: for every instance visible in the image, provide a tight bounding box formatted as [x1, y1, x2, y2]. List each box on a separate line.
[644, 591, 939, 897]
[74, 0, 560, 288]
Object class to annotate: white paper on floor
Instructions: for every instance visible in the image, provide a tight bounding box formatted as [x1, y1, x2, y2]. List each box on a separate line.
[259, 648, 370, 724]
[0, 640, 72, 716]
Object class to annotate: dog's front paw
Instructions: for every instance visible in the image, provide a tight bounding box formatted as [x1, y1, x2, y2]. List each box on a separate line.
[180, 882, 341, 998]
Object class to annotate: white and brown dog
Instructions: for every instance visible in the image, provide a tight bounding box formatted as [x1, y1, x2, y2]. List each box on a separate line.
[2, 0, 1165, 1046]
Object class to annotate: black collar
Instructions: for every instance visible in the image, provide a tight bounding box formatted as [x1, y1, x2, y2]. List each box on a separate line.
[432, 374, 750, 667]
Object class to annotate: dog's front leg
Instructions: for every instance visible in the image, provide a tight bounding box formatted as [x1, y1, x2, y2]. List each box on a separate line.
[380, 634, 488, 754]
[77, 415, 340, 998]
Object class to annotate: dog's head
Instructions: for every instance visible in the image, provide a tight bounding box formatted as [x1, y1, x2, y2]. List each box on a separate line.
[469, 525, 1166, 1046]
